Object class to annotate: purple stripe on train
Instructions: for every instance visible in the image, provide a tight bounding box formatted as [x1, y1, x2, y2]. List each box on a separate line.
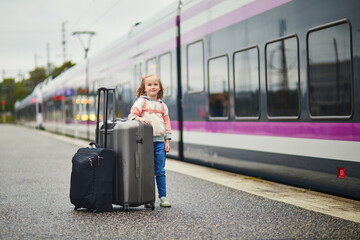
[171, 121, 360, 142]
[181, 0, 292, 44]
[105, 37, 177, 73]
[90, 17, 177, 68]
[181, 0, 226, 22]
[90, 0, 292, 67]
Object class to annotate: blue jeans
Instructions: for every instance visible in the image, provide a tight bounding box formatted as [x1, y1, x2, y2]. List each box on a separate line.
[154, 142, 166, 198]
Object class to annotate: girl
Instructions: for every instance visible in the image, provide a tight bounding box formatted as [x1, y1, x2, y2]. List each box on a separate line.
[128, 74, 172, 207]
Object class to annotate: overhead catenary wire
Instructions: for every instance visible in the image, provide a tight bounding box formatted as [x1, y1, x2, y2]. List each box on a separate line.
[65, 0, 125, 62]
[87, 0, 126, 29]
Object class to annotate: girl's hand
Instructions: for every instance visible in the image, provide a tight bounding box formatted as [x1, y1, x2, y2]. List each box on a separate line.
[165, 139, 170, 152]
[135, 117, 151, 125]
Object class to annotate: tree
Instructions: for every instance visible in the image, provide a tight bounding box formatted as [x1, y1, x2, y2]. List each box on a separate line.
[50, 61, 76, 79]
[0, 78, 15, 112]
[26, 67, 46, 92]
[14, 80, 30, 103]
[1, 60, 76, 117]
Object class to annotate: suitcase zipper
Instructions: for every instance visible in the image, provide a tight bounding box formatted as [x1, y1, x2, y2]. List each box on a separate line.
[75, 152, 99, 167]
[76, 152, 104, 167]
[97, 156, 104, 166]
[88, 156, 104, 166]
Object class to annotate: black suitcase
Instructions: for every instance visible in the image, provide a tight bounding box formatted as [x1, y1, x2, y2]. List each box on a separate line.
[69, 88, 115, 212]
[97, 88, 155, 211]
[70, 143, 115, 212]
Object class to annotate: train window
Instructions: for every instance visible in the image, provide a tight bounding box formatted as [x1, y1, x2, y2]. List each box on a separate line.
[115, 82, 132, 118]
[187, 40, 205, 93]
[146, 57, 157, 75]
[159, 52, 172, 98]
[134, 63, 143, 83]
[307, 19, 353, 118]
[265, 35, 300, 118]
[233, 46, 260, 119]
[208, 55, 229, 119]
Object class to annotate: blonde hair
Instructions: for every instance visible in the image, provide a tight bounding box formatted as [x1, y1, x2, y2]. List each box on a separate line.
[136, 74, 165, 99]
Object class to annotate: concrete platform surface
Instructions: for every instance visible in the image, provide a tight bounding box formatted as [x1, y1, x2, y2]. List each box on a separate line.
[1, 124, 360, 239]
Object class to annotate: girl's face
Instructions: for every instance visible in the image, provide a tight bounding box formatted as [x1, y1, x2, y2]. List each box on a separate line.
[144, 76, 161, 100]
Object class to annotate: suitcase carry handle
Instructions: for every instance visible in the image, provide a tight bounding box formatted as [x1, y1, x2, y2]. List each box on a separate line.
[96, 87, 115, 147]
[88, 142, 100, 148]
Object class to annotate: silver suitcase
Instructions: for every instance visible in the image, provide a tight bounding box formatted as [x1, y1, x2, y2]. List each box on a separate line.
[97, 88, 155, 210]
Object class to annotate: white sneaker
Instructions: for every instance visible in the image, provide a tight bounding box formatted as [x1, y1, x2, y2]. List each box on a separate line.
[159, 197, 171, 207]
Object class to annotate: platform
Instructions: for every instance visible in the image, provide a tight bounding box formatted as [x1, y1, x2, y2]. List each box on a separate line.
[1, 124, 359, 239]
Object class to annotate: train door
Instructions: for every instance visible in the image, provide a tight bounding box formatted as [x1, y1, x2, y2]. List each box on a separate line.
[36, 101, 43, 129]
[35, 86, 43, 129]
[61, 90, 66, 135]
[74, 87, 80, 138]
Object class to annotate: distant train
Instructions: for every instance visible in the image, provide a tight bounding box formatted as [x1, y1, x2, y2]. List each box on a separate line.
[15, 0, 360, 199]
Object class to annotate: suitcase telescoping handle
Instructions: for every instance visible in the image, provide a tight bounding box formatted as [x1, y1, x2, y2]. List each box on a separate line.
[96, 87, 115, 147]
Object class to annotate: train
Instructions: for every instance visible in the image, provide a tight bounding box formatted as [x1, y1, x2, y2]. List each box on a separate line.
[15, 0, 360, 199]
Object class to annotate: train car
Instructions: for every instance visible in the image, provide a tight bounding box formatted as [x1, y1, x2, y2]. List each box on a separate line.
[179, 0, 360, 200]
[15, 0, 360, 199]
[15, 82, 43, 129]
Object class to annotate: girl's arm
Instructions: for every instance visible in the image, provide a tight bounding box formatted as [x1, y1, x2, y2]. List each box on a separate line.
[162, 104, 172, 140]
[163, 104, 171, 152]
[165, 139, 170, 152]
[128, 99, 150, 124]
[134, 117, 151, 125]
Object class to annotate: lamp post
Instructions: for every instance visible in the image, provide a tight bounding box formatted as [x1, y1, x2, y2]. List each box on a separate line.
[73, 31, 95, 139]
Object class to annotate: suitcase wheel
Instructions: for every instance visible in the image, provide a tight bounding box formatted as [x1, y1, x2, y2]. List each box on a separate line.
[151, 202, 155, 211]
[123, 204, 130, 211]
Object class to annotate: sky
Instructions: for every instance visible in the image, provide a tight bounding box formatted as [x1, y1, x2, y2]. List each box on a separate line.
[0, 0, 176, 82]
